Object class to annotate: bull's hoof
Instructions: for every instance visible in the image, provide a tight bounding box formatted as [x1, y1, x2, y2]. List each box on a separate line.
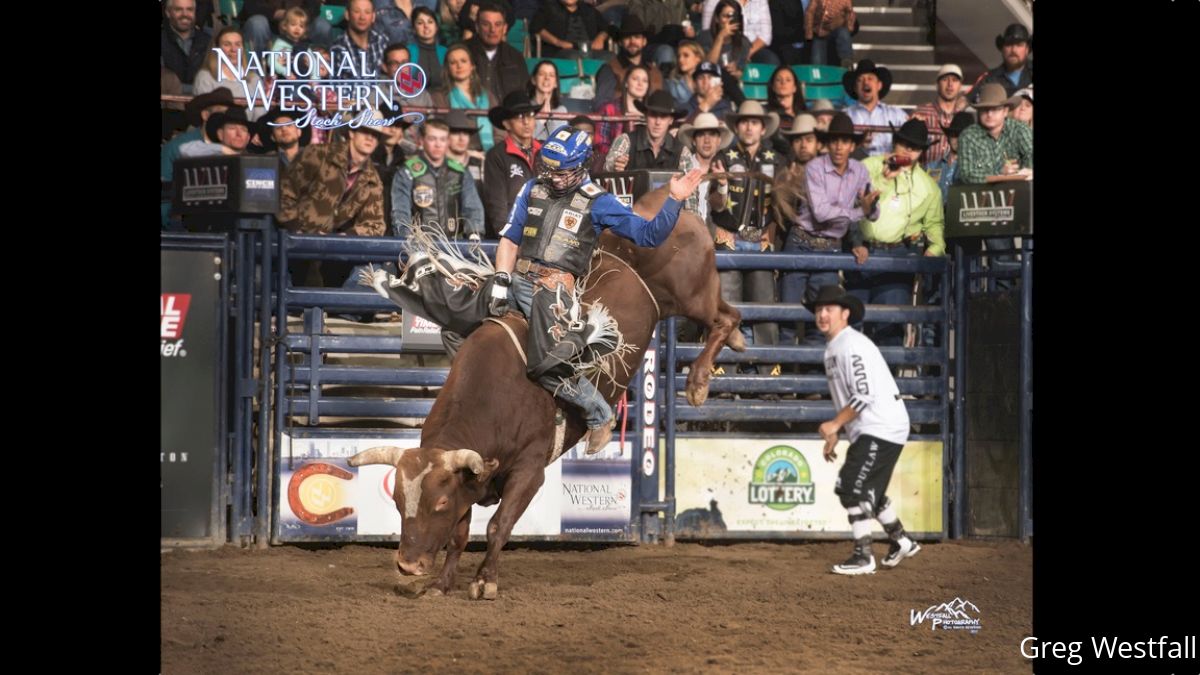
[727, 331, 746, 352]
[686, 383, 709, 407]
[468, 579, 498, 601]
[421, 585, 446, 598]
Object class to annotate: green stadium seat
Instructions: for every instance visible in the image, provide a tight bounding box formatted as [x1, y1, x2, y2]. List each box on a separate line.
[792, 65, 844, 86]
[320, 4, 345, 25]
[805, 83, 846, 100]
[742, 64, 774, 85]
[216, 0, 244, 26]
[580, 58, 605, 78]
[508, 19, 528, 54]
[742, 84, 768, 100]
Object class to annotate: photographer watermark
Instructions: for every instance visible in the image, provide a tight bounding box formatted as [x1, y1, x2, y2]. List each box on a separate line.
[910, 597, 982, 633]
[1020, 635, 1195, 667]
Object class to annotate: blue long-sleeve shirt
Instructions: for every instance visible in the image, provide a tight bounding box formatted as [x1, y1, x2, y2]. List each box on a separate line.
[500, 179, 683, 249]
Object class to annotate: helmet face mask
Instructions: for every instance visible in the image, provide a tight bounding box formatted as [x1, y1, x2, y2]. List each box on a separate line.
[538, 158, 587, 196]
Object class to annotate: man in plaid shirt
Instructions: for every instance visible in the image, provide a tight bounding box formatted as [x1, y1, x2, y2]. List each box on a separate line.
[909, 64, 967, 169]
[331, 0, 392, 81]
[956, 83, 1032, 184]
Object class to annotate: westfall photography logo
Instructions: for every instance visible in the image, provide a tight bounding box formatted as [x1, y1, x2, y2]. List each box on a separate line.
[213, 48, 428, 130]
[910, 597, 982, 633]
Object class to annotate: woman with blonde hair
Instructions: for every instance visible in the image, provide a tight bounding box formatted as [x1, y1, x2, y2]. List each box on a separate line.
[433, 43, 498, 150]
[192, 26, 266, 120]
[665, 40, 705, 108]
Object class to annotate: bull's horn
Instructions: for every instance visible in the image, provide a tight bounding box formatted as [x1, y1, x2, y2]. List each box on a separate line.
[443, 449, 486, 474]
[348, 446, 409, 467]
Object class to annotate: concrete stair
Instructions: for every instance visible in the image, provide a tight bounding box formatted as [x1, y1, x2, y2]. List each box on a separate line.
[850, 1, 936, 107]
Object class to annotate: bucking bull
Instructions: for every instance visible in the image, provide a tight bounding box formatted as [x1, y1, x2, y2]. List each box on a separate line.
[348, 185, 743, 600]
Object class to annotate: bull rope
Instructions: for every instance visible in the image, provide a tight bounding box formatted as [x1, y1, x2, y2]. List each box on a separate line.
[483, 316, 528, 365]
[596, 249, 660, 318]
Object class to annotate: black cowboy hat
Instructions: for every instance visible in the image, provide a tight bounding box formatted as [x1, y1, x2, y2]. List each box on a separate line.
[841, 59, 893, 101]
[941, 111, 975, 138]
[376, 101, 416, 129]
[205, 106, 251, 142]
[634, 90, 686, 118]
[804, 285, 864, 325]
[891, 118, 930, 150]
[995, 23, 1032, 51]
[607, 15, 653, 40]
[814, 112, 864, 144]
[446, 108, 480, 134]
[185, 88, 236, 128]
[255, 108, 313, 151]
[488, 90, 538, 126]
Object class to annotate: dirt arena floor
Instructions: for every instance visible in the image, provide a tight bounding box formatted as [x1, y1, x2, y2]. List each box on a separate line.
[161, 539, 1032, 674]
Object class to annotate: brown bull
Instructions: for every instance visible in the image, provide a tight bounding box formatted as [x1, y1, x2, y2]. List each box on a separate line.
[350, 186, 743, 600]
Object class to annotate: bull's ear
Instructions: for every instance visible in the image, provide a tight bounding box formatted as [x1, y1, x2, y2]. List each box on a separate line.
[443, 449, 497, 483]
[474, 458, 500, 483]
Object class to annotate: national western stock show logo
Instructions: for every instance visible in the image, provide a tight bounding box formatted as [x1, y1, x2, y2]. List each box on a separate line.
[748, 445, 815, 510]
[214, 48, 428, 130]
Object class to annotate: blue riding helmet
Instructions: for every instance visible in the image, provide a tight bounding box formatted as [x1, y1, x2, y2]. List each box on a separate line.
[539, 125, 592, 170]
[538, 124, 593, 196]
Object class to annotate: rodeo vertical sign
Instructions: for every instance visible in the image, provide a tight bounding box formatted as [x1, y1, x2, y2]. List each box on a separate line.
[162, 249, 224, 543]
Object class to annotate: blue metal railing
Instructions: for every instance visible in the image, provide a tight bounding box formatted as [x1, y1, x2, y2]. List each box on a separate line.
[167, 225, 1032, 546]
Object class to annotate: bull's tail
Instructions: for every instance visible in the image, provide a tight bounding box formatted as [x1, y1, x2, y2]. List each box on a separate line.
[348, 446, 408, 467]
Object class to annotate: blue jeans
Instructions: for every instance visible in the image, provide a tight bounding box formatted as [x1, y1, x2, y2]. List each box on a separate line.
[845, 243, 921, 347]
[510, 274, 613, 429]
[810, 27, 853, 65]
[778, 230, 839, 346]
[242, 14, 334, 53]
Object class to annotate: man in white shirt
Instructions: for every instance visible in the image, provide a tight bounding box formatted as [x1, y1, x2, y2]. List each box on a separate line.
[678, 111, 734, 222]
[807, 285, 921, 575]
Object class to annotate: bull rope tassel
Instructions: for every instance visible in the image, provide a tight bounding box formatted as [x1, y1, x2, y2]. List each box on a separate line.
[572, 257, 637, 387]
[401, 224, 495, 289]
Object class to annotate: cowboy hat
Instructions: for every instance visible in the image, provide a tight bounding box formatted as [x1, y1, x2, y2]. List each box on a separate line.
[487, 90, 538, 126]
[724, 100, 780, 138]
[814, 112, 864, 144]
[255, 107, 313, 151]
[804, 285, 864, 325]
[842, 59, 893, 100]
[781, 113, 818, 137]
[678, 111, 734, 146]
[995, 23, 1032, 51]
